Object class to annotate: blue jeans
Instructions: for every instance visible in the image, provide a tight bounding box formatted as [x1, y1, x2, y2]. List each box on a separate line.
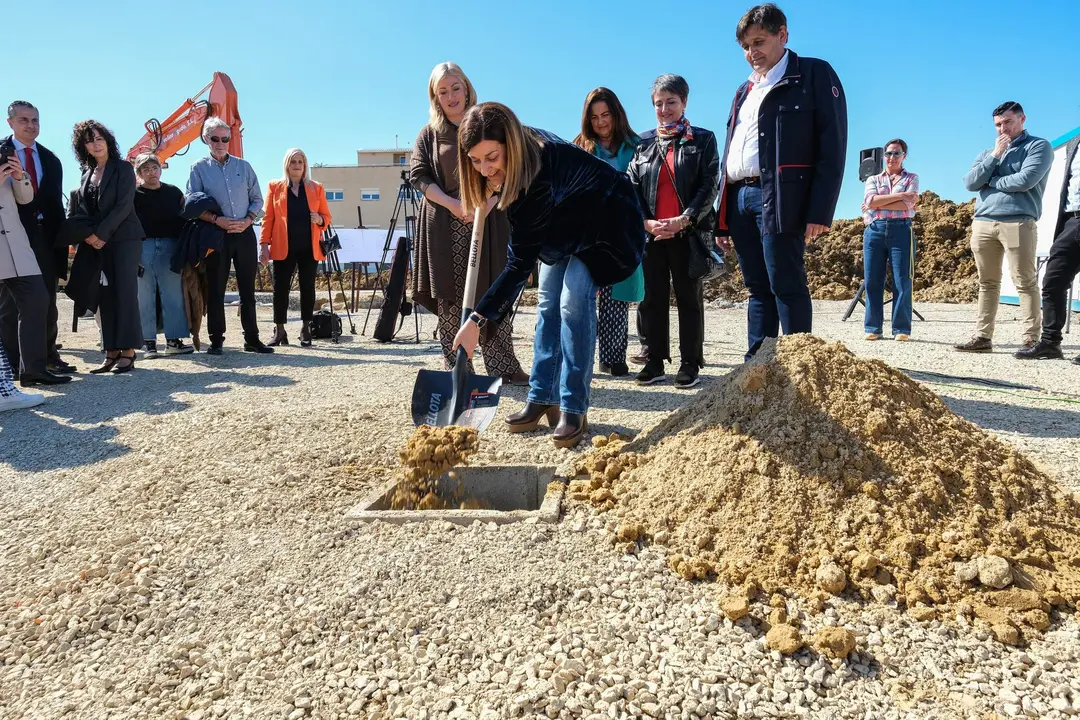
[138, 238, 188, 341]
[863, 219, 915, 336]
[529, 256, 598, 415]
[728, 184, 812, 359]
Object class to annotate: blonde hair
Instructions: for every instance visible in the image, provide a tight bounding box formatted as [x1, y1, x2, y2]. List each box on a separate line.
[282, 148, 309, 183]
[134, 153, 161, 174]
[428, 62, 477, 133]
[458, 102, 543, 214]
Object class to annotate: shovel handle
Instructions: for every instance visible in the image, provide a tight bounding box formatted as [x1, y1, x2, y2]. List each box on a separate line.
[459, 203, 487, 326]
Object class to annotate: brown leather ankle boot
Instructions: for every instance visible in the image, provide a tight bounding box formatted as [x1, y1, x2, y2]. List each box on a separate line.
[268, 325, 289, 347]
[553, 412, 588, 448]
[505, 403, 560, 433]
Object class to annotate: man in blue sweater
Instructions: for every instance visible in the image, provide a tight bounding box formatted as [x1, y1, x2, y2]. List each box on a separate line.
[955, 101, 1054, 353]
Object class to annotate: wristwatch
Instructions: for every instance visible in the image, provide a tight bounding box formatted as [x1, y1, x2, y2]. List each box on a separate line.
[468, 312, 487, 329]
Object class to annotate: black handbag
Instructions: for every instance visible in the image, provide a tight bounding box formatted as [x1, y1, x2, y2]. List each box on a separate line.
[658, 147, 721, 281]
[319, 222, 342, 257]
[310, 309, 342, 340]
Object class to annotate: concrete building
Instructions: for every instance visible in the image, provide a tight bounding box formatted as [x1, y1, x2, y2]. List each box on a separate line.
[311, 148, 422, 229]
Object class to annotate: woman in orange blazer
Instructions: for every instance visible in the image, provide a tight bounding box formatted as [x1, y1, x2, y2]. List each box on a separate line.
[260, 148, 332, 347]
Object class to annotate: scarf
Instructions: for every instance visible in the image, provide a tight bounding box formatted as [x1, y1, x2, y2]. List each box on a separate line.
[656, 116, 694, 144]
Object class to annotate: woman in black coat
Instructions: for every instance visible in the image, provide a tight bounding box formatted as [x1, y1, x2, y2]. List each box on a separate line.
[452, 102, 646, 448]
[68, 120, 145, 373]
[627, 74, 719, 389]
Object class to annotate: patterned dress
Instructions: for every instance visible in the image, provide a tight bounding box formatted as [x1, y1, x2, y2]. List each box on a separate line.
[409, 123, 523, 377]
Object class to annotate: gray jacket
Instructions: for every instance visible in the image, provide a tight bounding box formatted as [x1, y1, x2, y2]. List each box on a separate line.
[0, 173, 40, 279]
[963, 131, 1054, 223]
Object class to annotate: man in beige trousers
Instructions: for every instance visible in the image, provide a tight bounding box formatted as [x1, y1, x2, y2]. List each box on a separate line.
[955, 101, 1054, 353]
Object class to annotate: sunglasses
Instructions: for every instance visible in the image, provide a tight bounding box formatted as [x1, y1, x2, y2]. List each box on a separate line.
[209, 135, 231, 144]
[884, 151, 905, 157]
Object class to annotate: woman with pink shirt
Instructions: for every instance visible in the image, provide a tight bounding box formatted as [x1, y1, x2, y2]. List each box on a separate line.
[861, 138, 919, 341]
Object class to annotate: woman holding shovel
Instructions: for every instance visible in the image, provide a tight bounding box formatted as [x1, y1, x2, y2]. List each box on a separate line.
[452, 102, 646, 448]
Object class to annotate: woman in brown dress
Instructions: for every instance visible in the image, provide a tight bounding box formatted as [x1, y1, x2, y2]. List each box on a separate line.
[409, 61, 527, 384]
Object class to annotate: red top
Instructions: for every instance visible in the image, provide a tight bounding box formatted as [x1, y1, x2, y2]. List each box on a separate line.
[654, 145, 680, 221]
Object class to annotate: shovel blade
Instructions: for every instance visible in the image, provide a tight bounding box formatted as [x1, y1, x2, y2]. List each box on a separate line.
[412, 369, 503, 431]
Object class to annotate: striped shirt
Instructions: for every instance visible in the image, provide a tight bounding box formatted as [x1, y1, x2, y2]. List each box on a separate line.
[862, 169, 919, 224]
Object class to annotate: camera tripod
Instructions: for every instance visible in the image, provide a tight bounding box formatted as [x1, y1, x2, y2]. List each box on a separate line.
[841, 278, 925, 323]
[361, 170, 422, 342]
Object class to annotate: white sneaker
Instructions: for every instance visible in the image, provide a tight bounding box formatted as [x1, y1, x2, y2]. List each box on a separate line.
[0, 390, 45, 412]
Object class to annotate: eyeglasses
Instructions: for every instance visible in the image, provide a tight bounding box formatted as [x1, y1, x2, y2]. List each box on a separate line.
[884, 151, 905, 157]
[209, 136, 230, 144]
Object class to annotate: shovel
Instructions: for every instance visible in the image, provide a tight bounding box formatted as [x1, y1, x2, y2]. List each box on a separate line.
[411, 203, 503, 430]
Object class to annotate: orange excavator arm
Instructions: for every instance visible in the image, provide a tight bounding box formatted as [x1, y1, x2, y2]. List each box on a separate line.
[125, 72, 243, 167]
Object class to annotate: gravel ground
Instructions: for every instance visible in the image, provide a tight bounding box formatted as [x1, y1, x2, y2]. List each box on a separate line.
[1, 298, 1079, 720]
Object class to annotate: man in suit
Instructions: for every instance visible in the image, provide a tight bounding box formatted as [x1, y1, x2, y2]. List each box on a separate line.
[715, 3, 848, 360]
[0, 151, 70, 387]
[4, 100, 76, 374]
[1015, 134, 1080, 364]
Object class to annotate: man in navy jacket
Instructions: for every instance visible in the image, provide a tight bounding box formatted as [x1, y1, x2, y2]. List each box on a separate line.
[715, 4, 847, 359]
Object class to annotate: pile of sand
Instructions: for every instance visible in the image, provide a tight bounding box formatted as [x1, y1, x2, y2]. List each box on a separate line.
[389, 426, 479, 510]
[705, 192, 978, 304]
[575, 335, 1080, 642]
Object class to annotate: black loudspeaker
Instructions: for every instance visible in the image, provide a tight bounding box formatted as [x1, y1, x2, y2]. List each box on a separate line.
[859, 148, 883, 182]
[372, 239, 411, 342]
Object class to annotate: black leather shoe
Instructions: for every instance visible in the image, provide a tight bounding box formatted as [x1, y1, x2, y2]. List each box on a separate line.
[1014, 340, 1064, 360]
[20, 371, 73, 387]
[47, 360, 77, 374]
[553, 412, 588, 448]
[505, 403, 559, 433]
[207, 344, 224, 356]
[243, 340, 274, 354]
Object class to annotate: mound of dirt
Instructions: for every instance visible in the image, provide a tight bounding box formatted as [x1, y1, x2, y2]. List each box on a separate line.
[705, 192, 978, 304]
[576, 335, 1080, 641]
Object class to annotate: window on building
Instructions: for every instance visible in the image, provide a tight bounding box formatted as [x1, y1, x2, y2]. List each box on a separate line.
[394, 154, 407, 165]
[398, 187, 423, 200]
[360, 188, 381, 201]
[325, 190, 345, 202]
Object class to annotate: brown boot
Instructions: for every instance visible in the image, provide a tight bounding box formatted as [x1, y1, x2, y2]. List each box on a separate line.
[501, 370, 530, 386]
[953, 336, 992, 353]
[505, 403, 559, 433]
[553, 412, 588, 448]
[268, 325, 289, 347]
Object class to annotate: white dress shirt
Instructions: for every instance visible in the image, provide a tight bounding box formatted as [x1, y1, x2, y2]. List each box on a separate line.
[1066, 146, 1080, 213]
[725, 51, 790, 182]
[11, 137, 44, 185]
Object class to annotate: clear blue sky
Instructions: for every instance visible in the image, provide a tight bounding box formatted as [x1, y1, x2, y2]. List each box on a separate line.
[11, 0, 1080, 224]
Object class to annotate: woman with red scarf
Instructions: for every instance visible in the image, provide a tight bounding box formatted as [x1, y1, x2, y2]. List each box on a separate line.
[627, 74, 719, 389]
